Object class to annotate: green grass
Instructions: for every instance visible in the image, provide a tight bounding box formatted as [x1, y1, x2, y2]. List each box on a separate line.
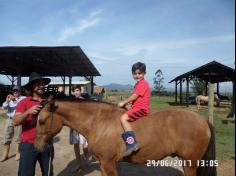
[105, 92, 235, 161]
[196, 108, 235, 161]
[150, 96, 174, 111]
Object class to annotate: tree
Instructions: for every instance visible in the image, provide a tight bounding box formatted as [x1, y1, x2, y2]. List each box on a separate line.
[190, 78, 205, 95]
[153, 69, 165, 93]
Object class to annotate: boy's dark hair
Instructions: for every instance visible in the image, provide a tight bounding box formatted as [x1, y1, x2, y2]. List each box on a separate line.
[73, 85, 81, 92]
[132, 62, 146, 73]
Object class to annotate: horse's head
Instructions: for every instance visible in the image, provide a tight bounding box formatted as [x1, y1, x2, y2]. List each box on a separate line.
[34, 97, 63, 152]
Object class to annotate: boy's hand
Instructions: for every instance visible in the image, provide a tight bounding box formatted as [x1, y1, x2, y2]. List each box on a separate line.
[118, 101, 126, 108]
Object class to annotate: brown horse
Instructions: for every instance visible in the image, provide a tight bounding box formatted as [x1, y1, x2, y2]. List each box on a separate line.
[34, 99, 216, 176]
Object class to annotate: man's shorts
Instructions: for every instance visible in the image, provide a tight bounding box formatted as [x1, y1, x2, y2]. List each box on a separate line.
[126, 108, 148, 122]
[3, 118, 22, 144]
[69, 129, 88, 146]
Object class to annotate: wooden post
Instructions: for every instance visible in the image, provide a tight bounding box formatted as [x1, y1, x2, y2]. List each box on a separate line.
[17, 74, 21, 87]
[208, 82, 215, 123]
[91, 76, 94, 95]
[186, 77, 189, 107]
[216, 82, 219, 95]
[180, 80, 182, 104]
[61, 76, 66, 93]
[175, 80, 177, 103]
[11, 76, 14, 87]
[69, 76, 72, 96]
[16, 58, 22, 87]
[227, 81, 235, 118]
[205, 81, 208, 96]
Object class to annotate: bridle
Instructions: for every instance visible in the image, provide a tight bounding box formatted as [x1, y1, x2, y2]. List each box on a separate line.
[36, 100, 55, 136]
[34, 99, 55, 176]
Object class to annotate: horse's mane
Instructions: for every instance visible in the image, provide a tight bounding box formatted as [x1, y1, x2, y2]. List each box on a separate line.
[55, 97, 122, 110]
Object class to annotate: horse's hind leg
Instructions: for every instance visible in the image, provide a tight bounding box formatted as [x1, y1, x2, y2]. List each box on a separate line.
[183, 166, 197, 176]
[100, 159, 118, 176]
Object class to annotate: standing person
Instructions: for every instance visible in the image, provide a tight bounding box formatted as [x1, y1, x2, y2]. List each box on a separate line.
[0, 86, 25, 162]
[69, 85, 90, 172]
[118, 62, 151, 157]
[13, 72, 53, 176]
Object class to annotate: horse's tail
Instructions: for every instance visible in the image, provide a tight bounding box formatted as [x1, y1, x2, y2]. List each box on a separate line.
[197, 121, 217, 176]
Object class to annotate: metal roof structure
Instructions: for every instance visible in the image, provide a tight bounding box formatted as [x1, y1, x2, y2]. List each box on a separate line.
[169, 60, 234, 83]
[169, 60, 235, 117]
[0, 46, 100, 77]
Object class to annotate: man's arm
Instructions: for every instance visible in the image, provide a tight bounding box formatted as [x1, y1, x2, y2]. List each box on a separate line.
[13, 105, 42, 126]
[2, 94, 13, 110]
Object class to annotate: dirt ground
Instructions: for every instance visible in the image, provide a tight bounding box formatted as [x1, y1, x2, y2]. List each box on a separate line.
[0, 109, 234, 176]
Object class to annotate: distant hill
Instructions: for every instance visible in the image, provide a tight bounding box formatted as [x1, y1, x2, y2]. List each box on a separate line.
[103, 83, 133, 91]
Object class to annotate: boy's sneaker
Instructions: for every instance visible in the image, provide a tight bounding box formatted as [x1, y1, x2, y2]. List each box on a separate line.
[123, 143, 139, 157]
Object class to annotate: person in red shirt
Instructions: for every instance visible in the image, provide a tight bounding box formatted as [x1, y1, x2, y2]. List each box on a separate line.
[13, 72, 53, 176]
[118, 62, 150, 157]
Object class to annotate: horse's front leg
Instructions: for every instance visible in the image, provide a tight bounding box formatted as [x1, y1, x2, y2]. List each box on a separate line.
[100, 159, 118, 176]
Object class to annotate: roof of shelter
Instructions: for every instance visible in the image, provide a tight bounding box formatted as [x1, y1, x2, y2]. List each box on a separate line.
[169, 60, 235, 83]
[0, 46, 100, 77]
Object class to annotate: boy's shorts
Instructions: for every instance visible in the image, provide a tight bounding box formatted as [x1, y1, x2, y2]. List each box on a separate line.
[69, 129, 88, 146]
[126, 108, 148, 122]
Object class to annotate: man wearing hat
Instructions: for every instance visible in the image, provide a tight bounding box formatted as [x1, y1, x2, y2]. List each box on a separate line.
[0, 86, 25, 162]
[13, 72, 53, 176]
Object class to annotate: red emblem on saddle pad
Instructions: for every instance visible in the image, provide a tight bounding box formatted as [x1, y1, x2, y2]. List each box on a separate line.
[126, 137, 135, 144]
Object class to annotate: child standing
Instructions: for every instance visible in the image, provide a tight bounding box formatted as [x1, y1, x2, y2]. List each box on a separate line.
[118, 62, 150, 157]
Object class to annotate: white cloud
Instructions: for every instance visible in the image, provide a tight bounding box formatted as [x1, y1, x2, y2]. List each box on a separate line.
[90, 9, 104, 17]
[117, 35, 235, 55]
[89, 34, 234, 65]
[58, 10, 103, 42]
[148, 35, 235, 50]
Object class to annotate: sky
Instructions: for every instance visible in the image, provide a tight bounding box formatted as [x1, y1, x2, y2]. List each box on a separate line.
[0, 0, 235, 91]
